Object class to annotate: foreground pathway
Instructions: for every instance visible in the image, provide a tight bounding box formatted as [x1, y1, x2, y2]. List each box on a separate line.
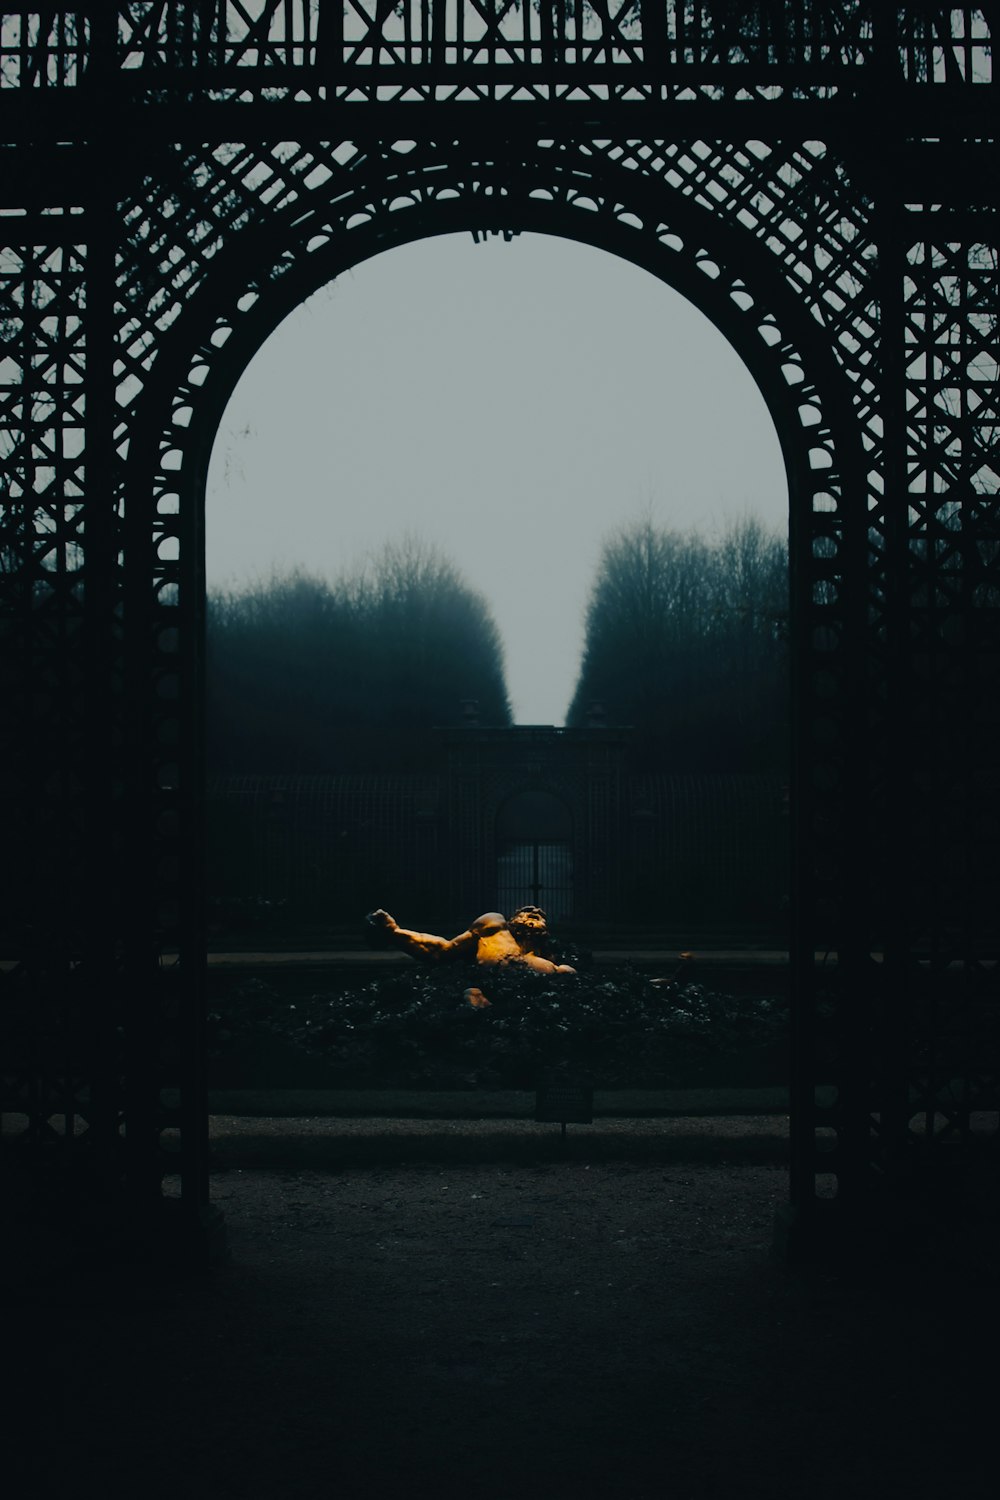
[10, 1115, 993, 1500]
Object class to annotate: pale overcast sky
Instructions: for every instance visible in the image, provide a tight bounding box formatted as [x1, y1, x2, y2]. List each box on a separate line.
[206, 232, 787, 724]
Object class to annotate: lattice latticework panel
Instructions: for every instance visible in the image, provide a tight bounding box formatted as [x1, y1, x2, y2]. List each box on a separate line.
[1, 4, 995, 99]
[1, 3, 998, 1255]
[882, 231, 1000, 1165]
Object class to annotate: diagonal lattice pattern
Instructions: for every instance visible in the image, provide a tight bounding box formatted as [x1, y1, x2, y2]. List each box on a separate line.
[0, 5, 994, 103]
[0, 229, 131, 1172]
[0, 233, 90, 948]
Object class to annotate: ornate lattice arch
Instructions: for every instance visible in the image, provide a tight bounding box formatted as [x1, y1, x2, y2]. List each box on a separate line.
[2, 4, 998, 1261]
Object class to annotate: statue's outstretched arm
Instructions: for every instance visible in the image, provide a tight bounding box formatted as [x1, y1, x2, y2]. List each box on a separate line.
[368, 909, 476, 962]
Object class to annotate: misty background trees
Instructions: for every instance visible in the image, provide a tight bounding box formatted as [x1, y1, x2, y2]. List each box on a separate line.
[207, 539, 512, 771]
[208, 515, 788, 773]
[566, 515, 788, 769]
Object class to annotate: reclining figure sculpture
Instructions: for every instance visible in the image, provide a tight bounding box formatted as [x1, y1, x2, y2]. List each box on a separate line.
[367, 905, 577, 985]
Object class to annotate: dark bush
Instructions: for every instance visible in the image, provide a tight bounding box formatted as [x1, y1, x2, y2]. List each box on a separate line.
[207, 538, 512, 772]
[207, 966, 787, 1089]
[566, 514, 788, 770]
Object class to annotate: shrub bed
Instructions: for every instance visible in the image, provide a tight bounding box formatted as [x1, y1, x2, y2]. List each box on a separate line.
[207, 965, 787, 1090]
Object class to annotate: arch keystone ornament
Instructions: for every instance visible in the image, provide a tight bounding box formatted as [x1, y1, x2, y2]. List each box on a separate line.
[1, 4, 997, 1265]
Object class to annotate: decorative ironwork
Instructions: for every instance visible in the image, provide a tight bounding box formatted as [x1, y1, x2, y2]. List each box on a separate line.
[1, 4, 997, 1258]
[2, 5, 994, 103]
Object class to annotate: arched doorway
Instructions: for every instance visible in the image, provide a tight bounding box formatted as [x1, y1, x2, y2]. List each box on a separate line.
[119, 141, 859, 1234]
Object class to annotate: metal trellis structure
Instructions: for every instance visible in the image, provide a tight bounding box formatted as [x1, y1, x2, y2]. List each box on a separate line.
[1, 3, 997, 1260]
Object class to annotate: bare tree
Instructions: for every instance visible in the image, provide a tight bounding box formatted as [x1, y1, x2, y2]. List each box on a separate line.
[567, 512, 788, 769]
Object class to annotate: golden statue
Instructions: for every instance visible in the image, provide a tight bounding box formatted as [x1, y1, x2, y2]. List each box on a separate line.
[367, 905, 576, 978]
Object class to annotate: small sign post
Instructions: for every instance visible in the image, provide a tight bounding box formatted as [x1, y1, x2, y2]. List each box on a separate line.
[534, 1081, 594, 1142]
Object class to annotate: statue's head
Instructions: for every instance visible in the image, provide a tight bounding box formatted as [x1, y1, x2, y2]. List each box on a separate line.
[508, 905, 548, 941]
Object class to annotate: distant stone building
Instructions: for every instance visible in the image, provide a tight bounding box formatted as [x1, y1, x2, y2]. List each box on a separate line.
[207, 727, 787, 938]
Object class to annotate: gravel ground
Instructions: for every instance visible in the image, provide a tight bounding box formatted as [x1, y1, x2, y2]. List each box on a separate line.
[9, 1113, 995, 1500]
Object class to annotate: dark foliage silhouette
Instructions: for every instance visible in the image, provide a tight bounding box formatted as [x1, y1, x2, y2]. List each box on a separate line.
[207, 964, 788, 1090]
[567, 514, 787, 769]
[207, 538, 512, 770]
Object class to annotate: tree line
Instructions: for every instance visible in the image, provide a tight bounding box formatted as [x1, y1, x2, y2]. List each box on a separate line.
[207, 515, 788, 772]
[207, 539, 511, 772]
[566, 514, 788, 769]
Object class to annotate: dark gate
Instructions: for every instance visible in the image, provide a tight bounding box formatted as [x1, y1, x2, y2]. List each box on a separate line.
[496, 847, 574, 926]
[496, 789, 574, 922]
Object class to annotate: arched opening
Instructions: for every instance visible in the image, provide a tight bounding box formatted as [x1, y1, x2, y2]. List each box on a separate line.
[201, 229, 791, 941]
[205, 231, 787, 730]
[122, 140, 865, 1214]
